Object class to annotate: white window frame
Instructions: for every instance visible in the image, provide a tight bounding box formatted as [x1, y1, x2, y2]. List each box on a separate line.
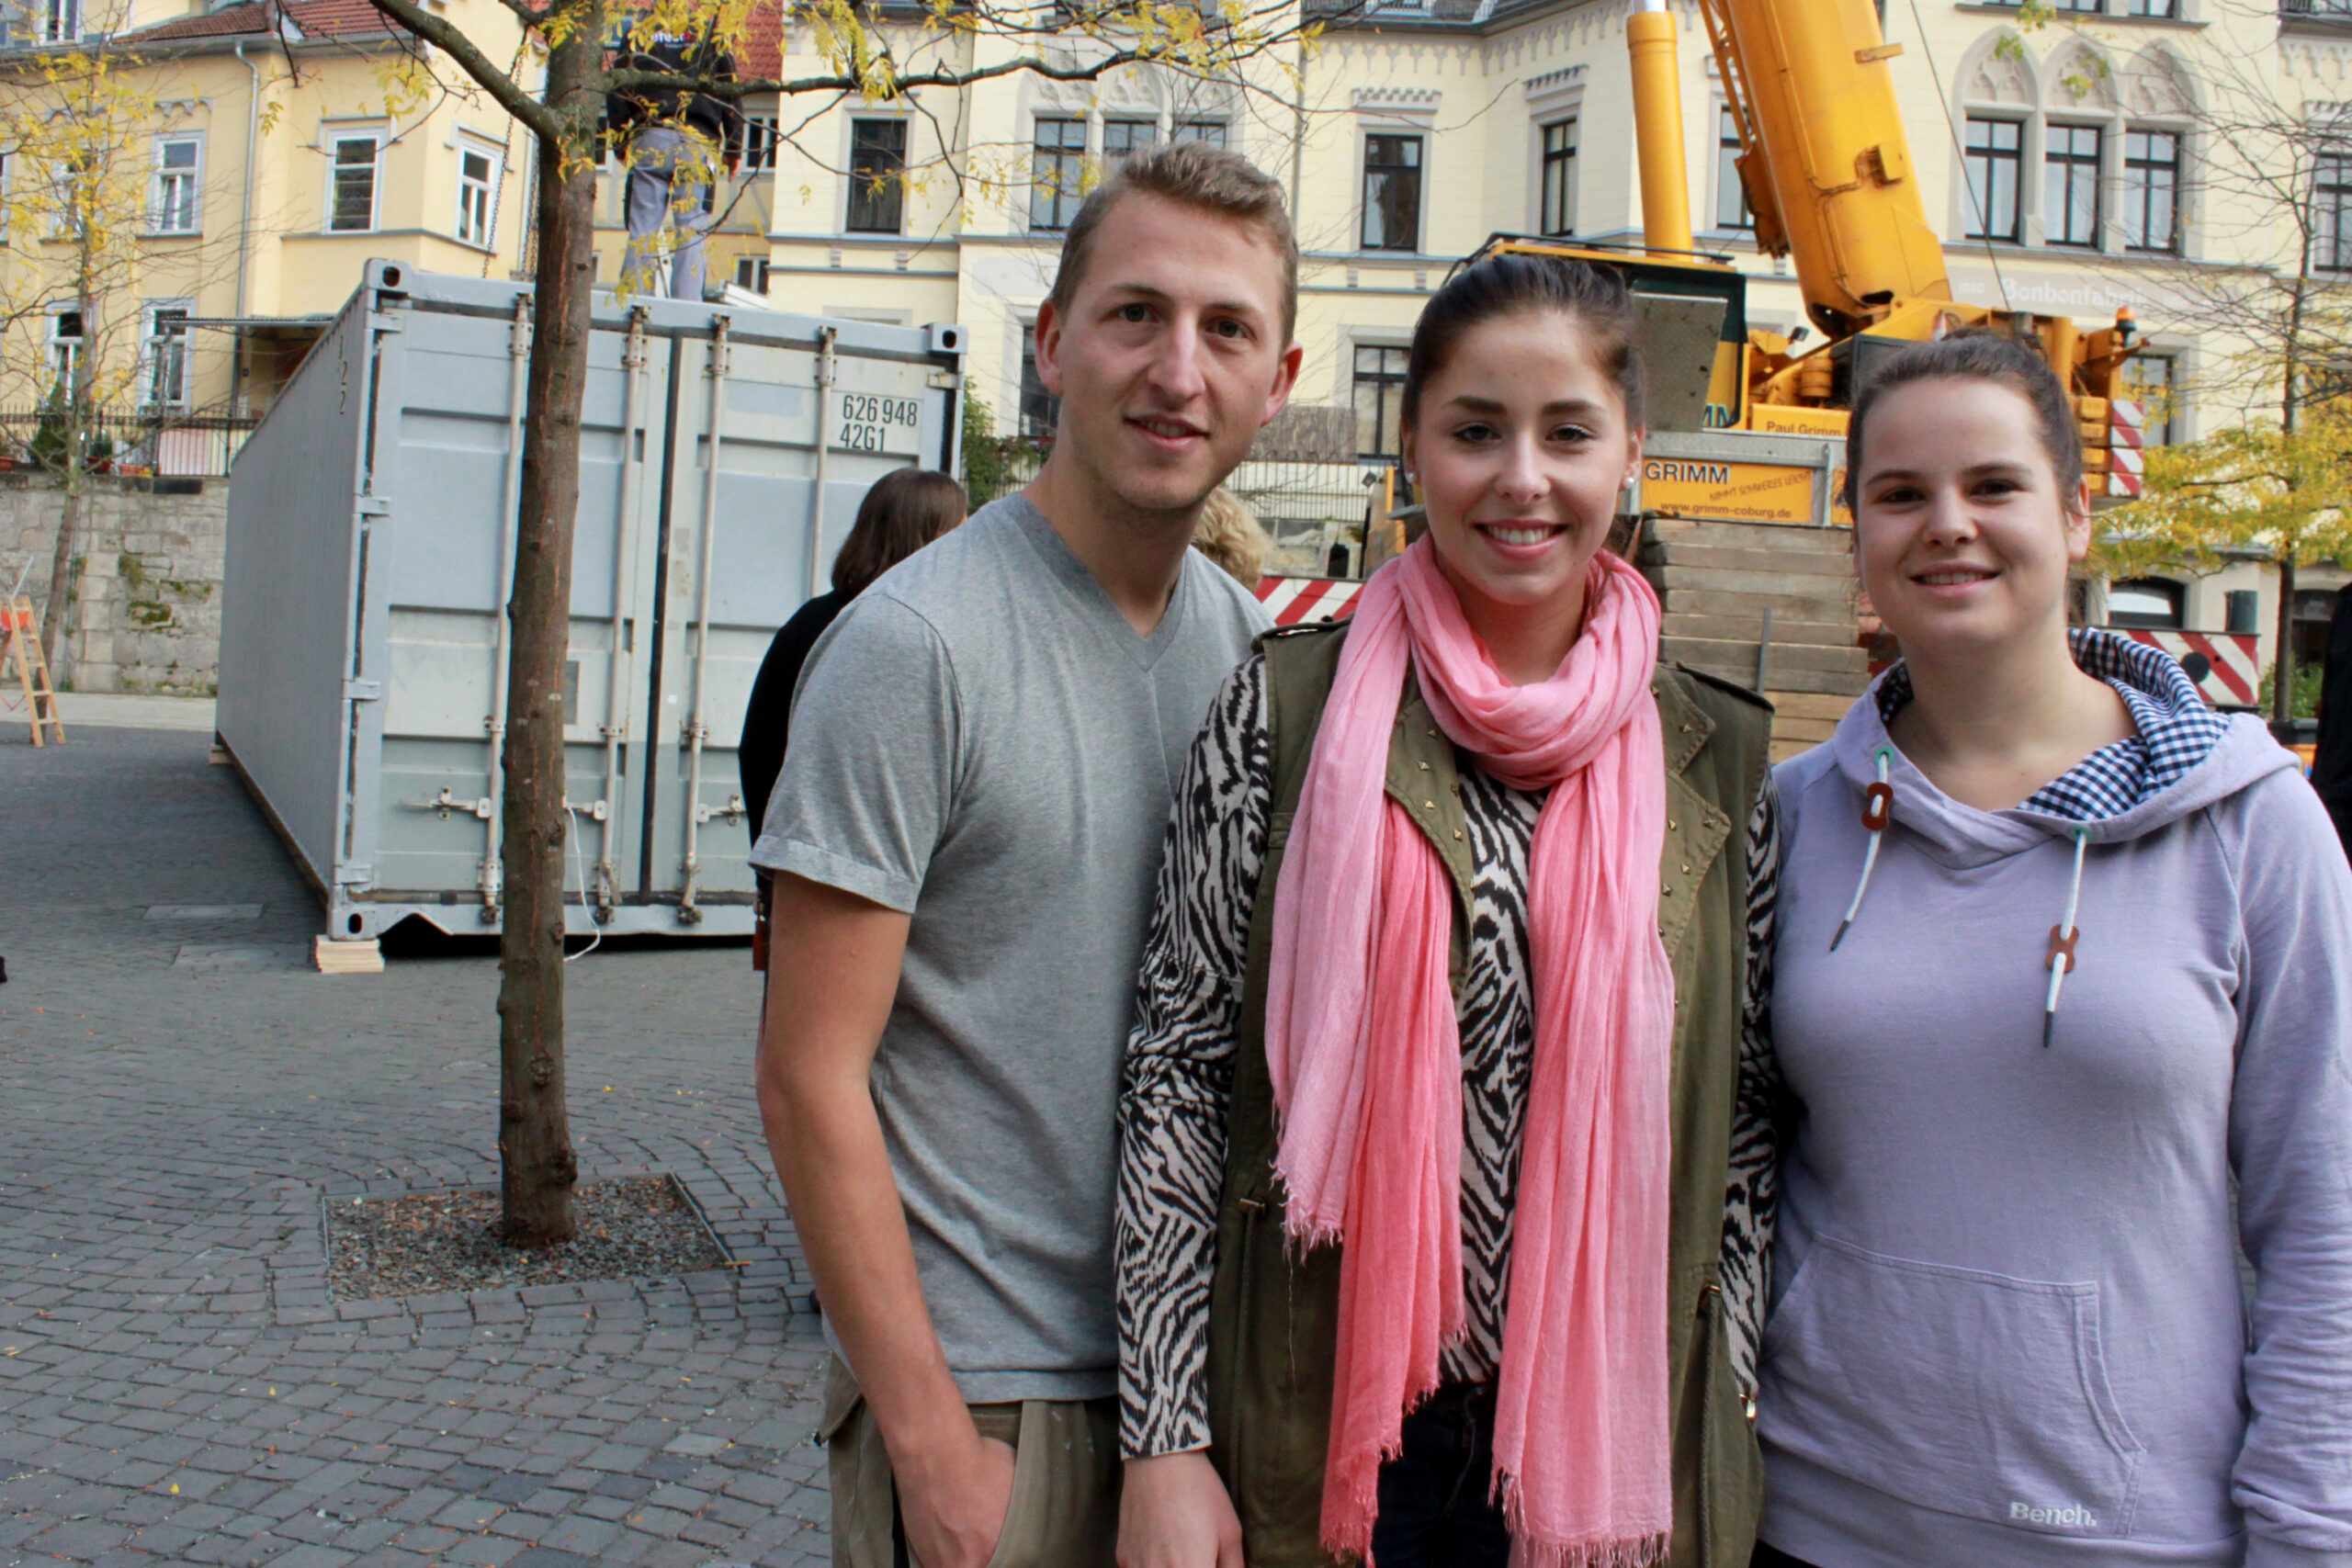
[1709, 102, 1754, 234]
[151, 132, 202, 235]
[141, 299, 193, 410]
[48, 155, 93, 240]
[38, 0, 80, 44]
[741, 114, 780, 171]
[1017, 315, 1058, 438]
[2319, 145, 2352, 274]
[2041, 119, 2105, 248]
[1028, 115, 1089, 234]
[1351, 337, 1411, 458]
[2120, 125, 2183, 254]
[1358, 130, 1426, 254]
[47, 307, 83, 392]
[1522, 68, 1586, 242]
[1537, 118, 1577, 237]
[842, 114, 909, 235]
[454, 138, 503, 249]
[325, 128, 385, 234]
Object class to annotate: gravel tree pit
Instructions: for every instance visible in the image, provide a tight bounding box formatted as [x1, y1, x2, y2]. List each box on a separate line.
[325, 1175, 732, 1300]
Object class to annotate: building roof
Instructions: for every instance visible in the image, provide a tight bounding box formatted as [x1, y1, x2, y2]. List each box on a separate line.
[283, 0, 400, 35]
[124, 0, 397, 46]
[1302, 0, 1579, 33]
[738, 5, 781, 82]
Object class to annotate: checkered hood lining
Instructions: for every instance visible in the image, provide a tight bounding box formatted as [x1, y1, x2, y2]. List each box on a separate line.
[1872, 629, 2231, 822]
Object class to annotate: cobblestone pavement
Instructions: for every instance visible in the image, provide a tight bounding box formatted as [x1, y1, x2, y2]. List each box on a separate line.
[0, 727, 836, 1567]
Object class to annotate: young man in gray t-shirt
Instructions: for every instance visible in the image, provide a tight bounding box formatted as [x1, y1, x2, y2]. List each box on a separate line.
[753, 142, 1301, 1568]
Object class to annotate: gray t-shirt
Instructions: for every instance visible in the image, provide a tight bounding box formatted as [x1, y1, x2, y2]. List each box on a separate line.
[752, 494, 1269, 1403]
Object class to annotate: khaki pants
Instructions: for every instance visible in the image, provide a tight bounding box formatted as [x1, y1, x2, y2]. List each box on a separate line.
[820, 1354, 1120, 1568]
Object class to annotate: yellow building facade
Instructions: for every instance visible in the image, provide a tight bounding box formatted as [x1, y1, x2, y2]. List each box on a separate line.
[0, 0, 536, 420]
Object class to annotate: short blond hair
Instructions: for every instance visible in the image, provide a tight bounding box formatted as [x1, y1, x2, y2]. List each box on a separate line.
[1190, 488, 1270, 585]
[1046, 141, 1299, 343]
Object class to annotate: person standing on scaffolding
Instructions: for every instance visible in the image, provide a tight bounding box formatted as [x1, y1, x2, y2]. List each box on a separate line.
[605, 30, 742, 302]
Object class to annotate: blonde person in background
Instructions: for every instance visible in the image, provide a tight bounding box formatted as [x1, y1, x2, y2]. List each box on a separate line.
[1189, 488, 1269, 587]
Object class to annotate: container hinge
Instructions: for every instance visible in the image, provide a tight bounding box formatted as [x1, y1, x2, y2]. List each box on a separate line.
[928, 370, 962, 390]
[367, 311, 405, 335]
[345, 678, 384, 703]
[335, 863, 373, 886]
[401, 787, 493, 820]
[694, 794, 749, 826]
[356, 497, 391, 518]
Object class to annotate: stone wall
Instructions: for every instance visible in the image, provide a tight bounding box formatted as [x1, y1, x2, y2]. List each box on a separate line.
[0, 473, 228, 696]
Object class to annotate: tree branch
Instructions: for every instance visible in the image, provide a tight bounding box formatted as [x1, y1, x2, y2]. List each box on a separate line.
[363, 0, 559, 139]
[610, 41, 1297, 99]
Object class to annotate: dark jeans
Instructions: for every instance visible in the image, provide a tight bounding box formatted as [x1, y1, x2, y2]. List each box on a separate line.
[1371, 1382, 1512, 1568]
[1371, 1386, 1819, 1568]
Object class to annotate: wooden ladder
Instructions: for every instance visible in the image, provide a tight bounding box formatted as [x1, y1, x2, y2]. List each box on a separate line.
[2, 596, 65, 746]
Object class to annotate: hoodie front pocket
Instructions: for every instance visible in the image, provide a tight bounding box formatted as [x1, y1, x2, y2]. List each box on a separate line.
[1758, 1234, 2144, 1538]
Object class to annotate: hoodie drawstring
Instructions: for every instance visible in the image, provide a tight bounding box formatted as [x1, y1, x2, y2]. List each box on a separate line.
[1830, 747, 1896, 953]
[2041, 827, 2091, 1049]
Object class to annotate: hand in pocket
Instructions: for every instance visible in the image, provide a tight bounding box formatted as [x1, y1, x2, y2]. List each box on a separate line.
[897, 1427, 1017, 1568]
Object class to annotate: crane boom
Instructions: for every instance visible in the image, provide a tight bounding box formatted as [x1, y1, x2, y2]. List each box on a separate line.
[1698, 0, 1951, 337]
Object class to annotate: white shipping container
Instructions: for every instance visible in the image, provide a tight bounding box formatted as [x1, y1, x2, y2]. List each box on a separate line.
[218, 261, 966, 952]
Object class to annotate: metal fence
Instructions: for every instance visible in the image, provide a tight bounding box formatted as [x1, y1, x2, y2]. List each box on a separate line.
[977, 435, 1393, 578]
[0, 406, 260, 479]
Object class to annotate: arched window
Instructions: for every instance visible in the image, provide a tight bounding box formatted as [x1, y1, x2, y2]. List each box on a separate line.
[1951, 33, 2197, 257]
[2107, 578, 2185, 629]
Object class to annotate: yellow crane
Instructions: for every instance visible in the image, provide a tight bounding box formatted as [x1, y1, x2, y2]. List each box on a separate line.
[1425, 0, 2150, 750]
[1469, 0, 2143, 497]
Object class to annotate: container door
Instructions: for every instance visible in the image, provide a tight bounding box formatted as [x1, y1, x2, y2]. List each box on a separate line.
[641, 333, 951, 922]
[560, 313, 672, 931]
[369, 298, 669, 931]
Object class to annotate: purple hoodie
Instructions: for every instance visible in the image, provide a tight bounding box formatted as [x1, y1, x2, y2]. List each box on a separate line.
[1760, 655, 2352, 1567]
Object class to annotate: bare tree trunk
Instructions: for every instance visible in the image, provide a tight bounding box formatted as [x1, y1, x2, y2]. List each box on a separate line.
[40, 273, 98, 677]
[2276, 553, 2300, 728]
[2275, 271, 2310, 731]
[495, 19, 604, 1247]
[40, 464, 77, 678]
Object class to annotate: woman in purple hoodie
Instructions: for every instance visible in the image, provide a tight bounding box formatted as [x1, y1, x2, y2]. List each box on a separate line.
[1756, 330, 2352, 1568]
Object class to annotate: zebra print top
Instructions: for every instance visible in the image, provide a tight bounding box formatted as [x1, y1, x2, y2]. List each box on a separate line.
[1114, 652, 1783, 1459]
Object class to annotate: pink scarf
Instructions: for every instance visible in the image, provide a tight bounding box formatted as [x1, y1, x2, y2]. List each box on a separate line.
[1264, 536, 1675, 1568]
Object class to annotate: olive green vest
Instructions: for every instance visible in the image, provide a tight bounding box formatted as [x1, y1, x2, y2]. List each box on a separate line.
[1203, 618, 1770, 1568]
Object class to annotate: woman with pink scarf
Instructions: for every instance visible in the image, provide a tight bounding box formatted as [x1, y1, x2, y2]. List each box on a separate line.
[1112, 254, 1781, 1568]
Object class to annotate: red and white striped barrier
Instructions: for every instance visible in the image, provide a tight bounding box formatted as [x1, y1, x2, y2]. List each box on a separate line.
[2108, 400, 2145, 499]
[1254, 575, 1365, 626]
[2118, 627, 2260, 707]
